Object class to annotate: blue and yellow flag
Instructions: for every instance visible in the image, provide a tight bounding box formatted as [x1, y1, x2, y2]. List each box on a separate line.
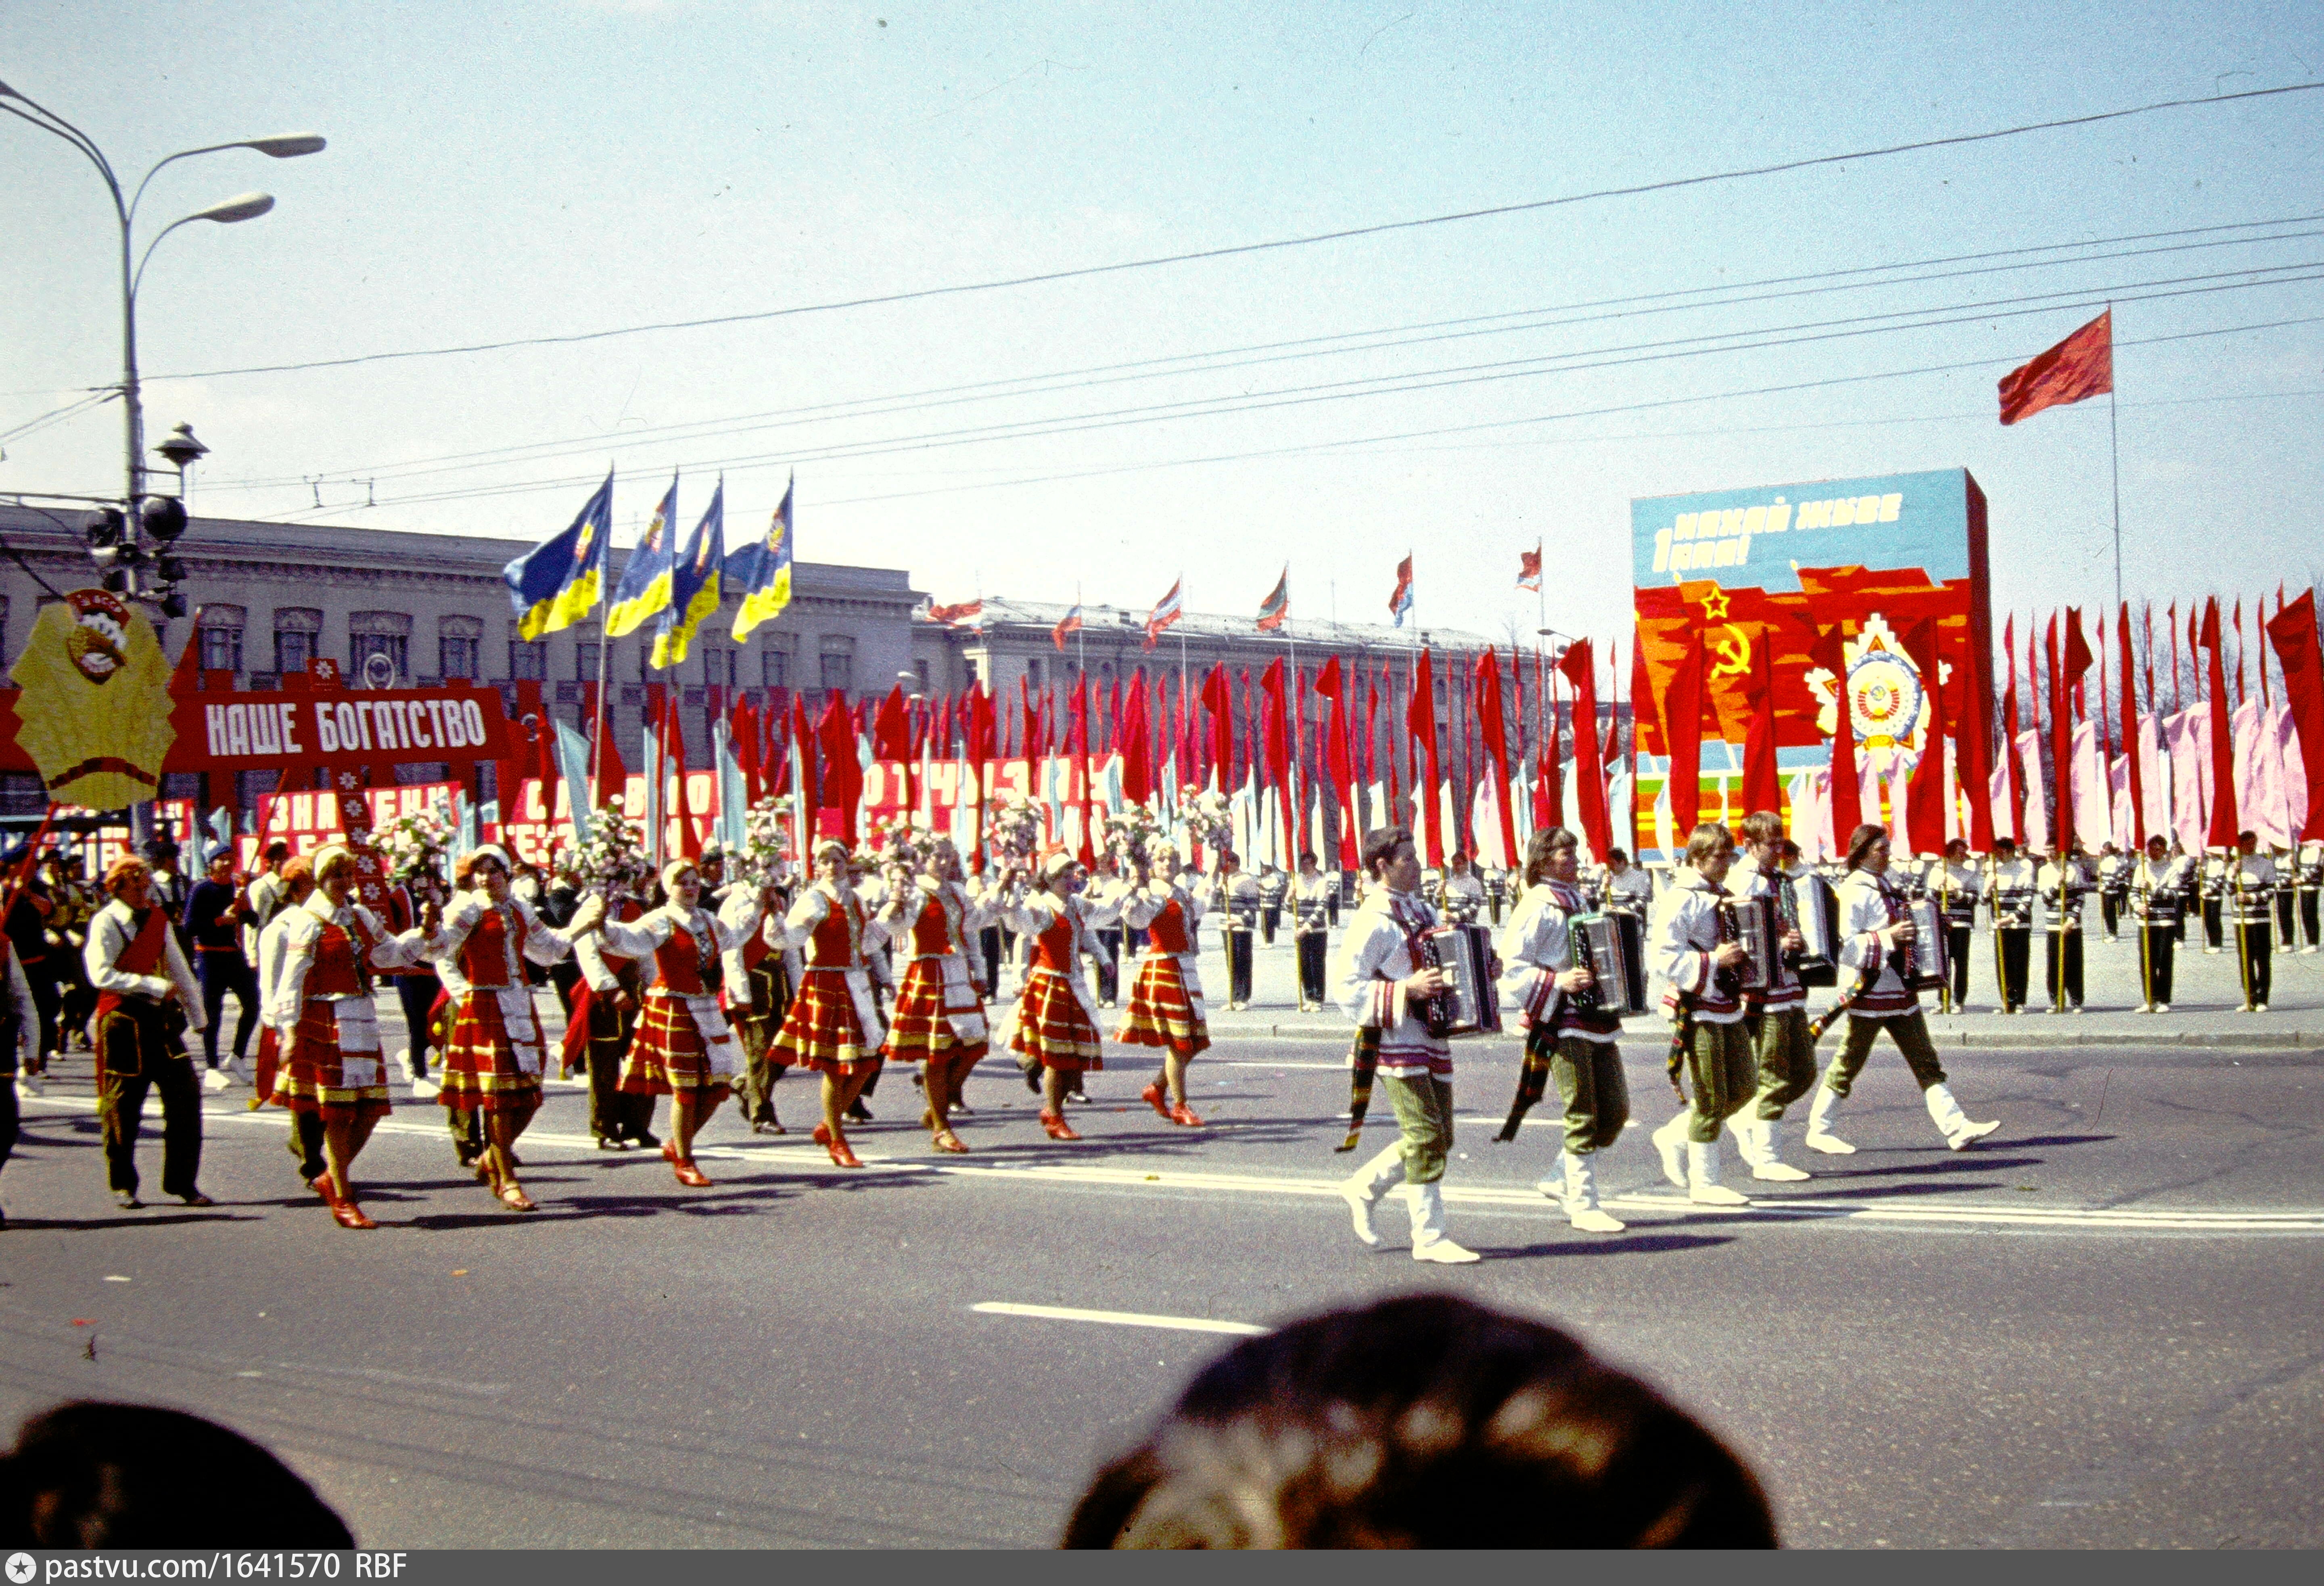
[604, 474, 678, 639]
[502, 470, 611, 640]
[730, 473, 794, 642]
[650, 479, 725, 669]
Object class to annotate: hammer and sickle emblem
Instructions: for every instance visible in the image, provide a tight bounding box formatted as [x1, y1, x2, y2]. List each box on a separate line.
[1708, 624, 1752, 679]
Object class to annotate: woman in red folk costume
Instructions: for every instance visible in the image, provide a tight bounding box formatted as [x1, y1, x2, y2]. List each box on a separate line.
[1001, 847, 1119, 1142]
[428, 844, 605, 1211]
[878, 836, 997, 1154]
[267, 846, 431, 1228]
[602, 858, 768, 1186]
[770, 838, 893, 1168]
[1115, 838, 1210, 1127]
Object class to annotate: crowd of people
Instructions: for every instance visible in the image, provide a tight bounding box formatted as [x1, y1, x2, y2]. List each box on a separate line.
[0, 804, 2303, 1240]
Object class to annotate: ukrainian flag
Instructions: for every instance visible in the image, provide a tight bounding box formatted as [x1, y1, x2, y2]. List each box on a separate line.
[503, 470, 611, 640]
[730, 473, 794, 642]
[604, 474, 679, 639]
[650, 479, 725, 669]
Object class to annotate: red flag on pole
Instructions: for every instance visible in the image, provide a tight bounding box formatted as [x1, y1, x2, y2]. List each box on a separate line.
[1998, 309, 2113, 425]
[1315, 656, 1361, 868]
[1741, 624, 1783, 824]
[1557, 640, 1610, 860]
[2265, 590, 2324, 841]
[1473, 648, 1519, 868]
[2201, 598, 2238, 849]
[1406, 649, 1443, 865]
[1903, 619, 1948, 854]
[1200, 664, 1233, 793]
[1255, 567, 1290, 632]
[2119, 604, 2146, 843]
[1661, 629, 1706, 842]
[1816, 624, 1863, 842]
[1516, 544, 1542, 593]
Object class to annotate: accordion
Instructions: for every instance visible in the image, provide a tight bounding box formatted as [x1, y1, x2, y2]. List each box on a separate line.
[1903, 896, 1950, 992]
[1417, 923, 1501, 1039]
[1785, 873, 1840, 987]
[1571, 910, 1648, 1019]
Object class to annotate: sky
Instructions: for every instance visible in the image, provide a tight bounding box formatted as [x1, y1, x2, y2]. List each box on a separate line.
[4, 0, 2322, 653]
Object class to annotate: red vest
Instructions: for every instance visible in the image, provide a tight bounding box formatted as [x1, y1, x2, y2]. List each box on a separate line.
[1146, 897, 1190, 955]
[1031, 907, 1077, 973]
[307, 911, 378, 1000]
[94, 906, 171, 1021]
[652, 920, 709, 995]
[460, 904, 523, 989]
[908, 889, 961, 957]
[805, 895, 861, 969]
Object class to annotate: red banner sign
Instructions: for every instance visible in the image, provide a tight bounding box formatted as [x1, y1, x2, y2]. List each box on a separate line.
[166, 685, 512, 774]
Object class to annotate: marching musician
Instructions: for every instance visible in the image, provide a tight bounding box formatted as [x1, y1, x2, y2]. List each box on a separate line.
[1987, 837, 2036, 1014]
[2229, 831, 2276, 1012]
[2200, 850, 2229, 952]
[2130, 834, 2191, 1013]
[1646, 823, 1756, 1206]
[1331, 825, 1480, 1264]
[1498, 826, 1627, 1232]
[1803, 826, 2001, 1157]
[1440, 851, 1486, 925]
[1218, 851, 1260, 1011]
[2299, 840, 2324, 953]
[86, 856, 210, 1211]
[1292, 851, 1333, 1013]
[1931, 838, 1981, 1011]
[2096, 843, 2131, 942]
[1599, 847, 1653, 918]
[1725, 812, 1814, 1182]
[2036, 844, 2093, 1014]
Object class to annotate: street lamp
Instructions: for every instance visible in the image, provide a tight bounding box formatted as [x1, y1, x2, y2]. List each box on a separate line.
[0, 79, 322, 585]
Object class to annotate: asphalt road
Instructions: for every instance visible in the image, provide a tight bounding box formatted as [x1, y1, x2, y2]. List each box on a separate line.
[6, 991, 2321, 1550]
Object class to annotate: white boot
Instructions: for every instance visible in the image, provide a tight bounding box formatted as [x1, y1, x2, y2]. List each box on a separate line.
[1923, 1082, 2001, 1150]
[1804, 1086, 1856, 1154]
[1561, 1150, 1626, 1233]
[1687, 1139, 1752, 1205]
[1338, 1143, 1404, 1248]
[1651, 1113, 1691, 1189]
[1408, 1182, 1480, 1262]
[1733, 1115, 1811, 1181]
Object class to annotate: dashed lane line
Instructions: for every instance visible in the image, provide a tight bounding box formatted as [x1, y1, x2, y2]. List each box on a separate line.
[970, 1301, 1269, 1336]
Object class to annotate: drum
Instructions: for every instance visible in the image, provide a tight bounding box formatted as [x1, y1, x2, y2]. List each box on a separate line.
[1905, 896, 1950, 992]
[1786, 873, 1840, 987]
[1417, 924, 1501, 1038]
[1571, 910, 1648, 1018]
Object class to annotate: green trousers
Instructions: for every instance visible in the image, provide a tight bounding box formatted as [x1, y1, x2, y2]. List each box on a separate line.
[1683, 1018, 1756, 1143]
[1749, 1006, 1818, 1120]
[1550, 1035, 1628, 1155]
[1822, 1011, 1947, 1097]
[1380, 1072, 1454, 1186]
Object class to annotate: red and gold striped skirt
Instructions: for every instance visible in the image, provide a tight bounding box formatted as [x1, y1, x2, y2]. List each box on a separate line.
[1009, 969, 1102, 1072]
[771, 968, 879, 1075]
[437, 990, 543, 1113]
[1114, 953, 1209, 1059]
[881, 958, 988, 1065]
[270, 1003, 392, 1124]
[620, 993, 733, 1105]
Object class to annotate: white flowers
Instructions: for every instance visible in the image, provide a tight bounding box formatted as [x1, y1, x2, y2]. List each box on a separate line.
[573, 805, 652, 893]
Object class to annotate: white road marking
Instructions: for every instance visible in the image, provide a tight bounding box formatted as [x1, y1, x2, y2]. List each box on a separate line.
[21, 1095, 2322, 1235]
[972, 1301, 1268, 1336]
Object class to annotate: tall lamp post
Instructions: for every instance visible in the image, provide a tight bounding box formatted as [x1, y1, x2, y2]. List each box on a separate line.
[0, 79, 321, 599]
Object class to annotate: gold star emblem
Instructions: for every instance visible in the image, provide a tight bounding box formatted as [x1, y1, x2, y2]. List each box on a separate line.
[1700, 588, 1731, 621]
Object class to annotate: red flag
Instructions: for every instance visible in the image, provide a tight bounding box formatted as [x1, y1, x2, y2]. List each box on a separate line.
[816, 693, 861, 847]
[2000, 617, 2023, 843]
[1473, 649, 1519, 867]
[1315, 656, 1361, 868]
[1051, 605, 1084, 652]
[1557, 640, 1610, 860]
[2234, 598, 2247, 705]
[873, 684, 914, 816]
[1998, 309, 2113, 425]
[1069, 673, 1096, 866]
[665, 699, 698, 860]
[1118, 667, 1151, 806]
[1741, 624, 1782, 822]
[1143, 579, 1183, 651]
[1516, 544, 1542, 593]
[1661, 629, 1705, 843]
[1816, 624, 1862, 843]
[792, 692, 818, 810]
[924, 598, 984, 627]
[1260, 658, 1296, 856]
[1388, 554, 1415, 626]
[1538, 672, 1562, 835]
[1200, 663, 1233, 793]
[1902, 619, 1947, 854]
[1406, 649, 1443, 864]
[2201, 598, 2238, 849]
[1256, 567, 1290, 632]
[2046, 615, 2069, 854]
[2265, 590, 2324, 841]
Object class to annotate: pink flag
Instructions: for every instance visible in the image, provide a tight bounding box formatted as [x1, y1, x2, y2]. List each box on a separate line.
[2016, 729, 2051, 849]
[2071, 720, 2110, 847]
[2165, 710, 2206, 852]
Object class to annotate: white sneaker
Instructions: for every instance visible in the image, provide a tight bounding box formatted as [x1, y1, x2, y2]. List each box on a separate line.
[203, 1067, 231, 1092]
[412, 1075, 441, 1099]
[14, 1073, 44, 1099]
[2155, 1002, 2171, 1013]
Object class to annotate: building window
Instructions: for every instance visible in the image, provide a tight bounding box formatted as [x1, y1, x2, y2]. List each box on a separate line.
[441, 636, 480, 679]
[199, 625, 244, 672]
[274, 607, 322, 676]
[576, 642, 600, 680]
[913, 659, 931, 694]
[1026, 658, 1045, 689]
[509, 639, 547, 680]
[818, 636, 855, 695]
[702, 647, 736, 688]
[349, 611, 413, 688]
[762, 648, 789, 690]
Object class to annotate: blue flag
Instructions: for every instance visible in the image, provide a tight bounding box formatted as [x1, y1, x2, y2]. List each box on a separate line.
[730, 473, 794, 642]
[504, 471, 611, 640]
[553, 720, 596, 845]
[605, 474, 678, 639]
[650, 479, 725, 669]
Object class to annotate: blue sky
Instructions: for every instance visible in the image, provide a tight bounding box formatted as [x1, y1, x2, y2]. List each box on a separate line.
[5, 0, 2321, 652]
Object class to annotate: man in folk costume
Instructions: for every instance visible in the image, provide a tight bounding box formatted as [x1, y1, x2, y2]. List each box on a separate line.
[1497, 826, 1627, 1233]
[425, 845, 606, 1212]
[1000, 847, 1120, 1141]
[1116, 838, 1212, 1127]
[0, 923, 36, 1228]
[1804, 825, 2001, 1156]
[266, 846, 432, 1228]
[1987, 837, 2037, 1012]
[877, 836, 996, 1154]
[1331, 824, 1482, 1264]
[1292, 851, 1333, 1012]
[2130, 833, 2192, 1013]
[567, 883, 660, 1151]
[85, 856, 210, 1210]
[1725, 811, 1816, 1182]
[252, 858, 326, 1191]
[769, 837, 894, 1168]
[721, 868, 795, 1135]
[602, 858, 767, 1186]
[1645, 823, 1757, 1207]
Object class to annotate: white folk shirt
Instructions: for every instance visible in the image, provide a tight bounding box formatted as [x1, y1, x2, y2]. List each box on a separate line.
[886, 877, 997, 1044]
[266, 893, 428, 1077]
[1725, 852, 1806, 1011]
[425, 891, 587, 1074]
[600, 898, 766, 1075]
[1498, 878, 1617, 1044]
[771, 881, 895, 1047]
[999, 887, 1119, 1033]
[1650, 868, 1744, 1025]
[1332, 887, 1452, 1079]
[1836, 869, 1918, 1019]
[85, 899, 207, 1033]
[1119, 881, 1210, 1021]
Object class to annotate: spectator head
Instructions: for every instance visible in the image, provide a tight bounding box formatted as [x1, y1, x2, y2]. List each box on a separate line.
[1606, 847, 1630, 868]
[0, 1400, 354, 1547]
[1061, 1294, 1775, 1550]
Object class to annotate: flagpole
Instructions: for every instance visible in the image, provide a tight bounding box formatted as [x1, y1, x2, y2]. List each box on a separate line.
[591, 603, 610, 812]
[2109, 348, 2123, 614]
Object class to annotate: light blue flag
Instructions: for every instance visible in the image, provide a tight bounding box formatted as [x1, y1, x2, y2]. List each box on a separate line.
[456, 793, 480, 860]
[642, 720, 664, 866]
[554, 721, 596, 845]
[712, 716, 748, 853]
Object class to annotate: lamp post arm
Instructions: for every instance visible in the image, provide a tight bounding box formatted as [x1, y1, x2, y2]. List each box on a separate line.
[129, 143, 256, 226]
[131, 213, 207, 303]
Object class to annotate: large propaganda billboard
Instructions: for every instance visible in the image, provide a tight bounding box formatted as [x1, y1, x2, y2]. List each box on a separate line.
[1630, 467, 1993, 858]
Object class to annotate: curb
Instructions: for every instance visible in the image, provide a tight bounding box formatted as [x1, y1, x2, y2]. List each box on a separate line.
[1208, 1021, 2324, 1055]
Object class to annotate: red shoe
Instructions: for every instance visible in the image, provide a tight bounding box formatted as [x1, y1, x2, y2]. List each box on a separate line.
[1168, 1103, 1206, 1128]
[826, 1134, 863, 1168]
[1040, 1109, 1081, 1142]
[673, 1160, 713, 1188]
[330, 1197, 378, 1230]
[660, 1140, 678, 1164]
[811, 1121, 832, 1147]
[1139, 1082, 1172, 1119]
[932, 1130, 970, 1155]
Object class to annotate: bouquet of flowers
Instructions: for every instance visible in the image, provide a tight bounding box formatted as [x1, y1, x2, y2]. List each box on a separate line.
[376, 803, 454, 882]
[1102, 802, 1162, 866]
[988, 790, 1043, 864]
[1180, 785, 1233, 852]
[873, 812, 930, 869]
[571, 804, 652, 895]
[739, 794, 794, 886]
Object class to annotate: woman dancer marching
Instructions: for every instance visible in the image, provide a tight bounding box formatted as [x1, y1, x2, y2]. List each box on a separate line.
[428, 845, 605, 1211]
[1804, 825, 2002, 1155]
[1115, 838, 1211, 1127]
[769, 837, 892, 1168]
[1001, 847, 1118, 1141]
[267, 846, 431, 1228]
[1498, 826, 1626, 1233]
[567, 885, 659, 1152]
[877, 836, 996, 1154]
[602, 858, 768, 1186]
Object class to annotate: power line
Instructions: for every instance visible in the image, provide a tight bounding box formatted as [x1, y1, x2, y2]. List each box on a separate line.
[155, 80, 2324, 384]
